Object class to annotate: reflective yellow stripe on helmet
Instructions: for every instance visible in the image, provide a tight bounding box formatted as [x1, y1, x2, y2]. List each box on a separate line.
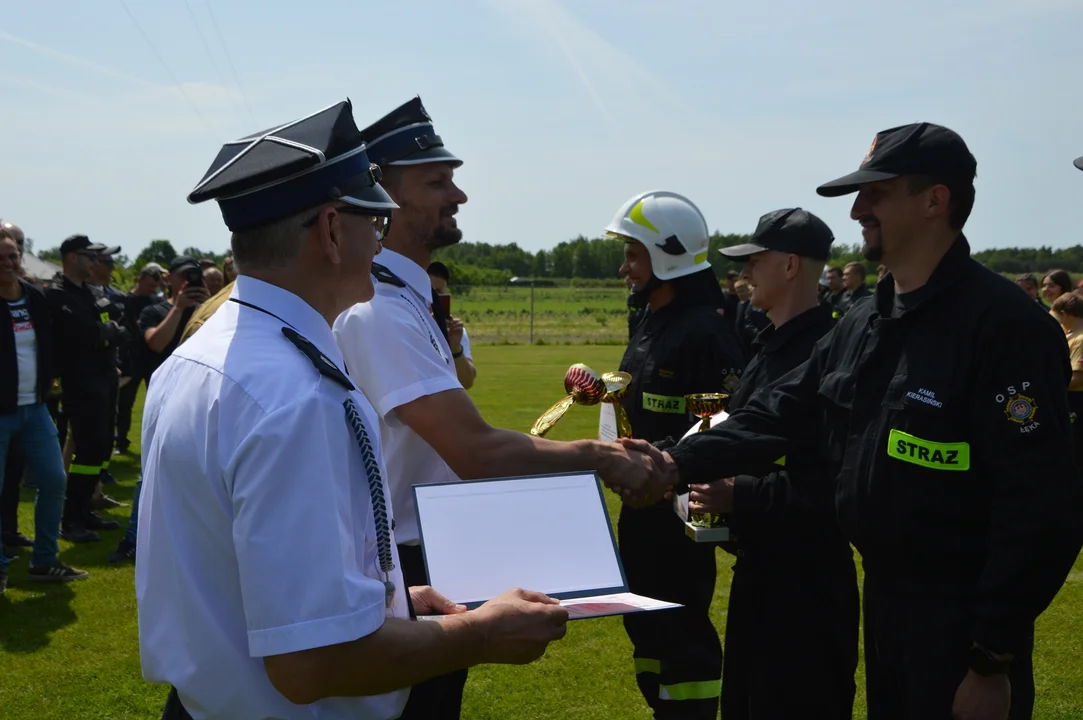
[630, 199, 660, 233]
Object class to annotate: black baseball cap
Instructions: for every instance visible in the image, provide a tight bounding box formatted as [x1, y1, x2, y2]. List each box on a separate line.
[720, 208, 834, 261]
[169, 255, 201, 274]
[817, 122, 976, 197]
[59, 234, 106, 255]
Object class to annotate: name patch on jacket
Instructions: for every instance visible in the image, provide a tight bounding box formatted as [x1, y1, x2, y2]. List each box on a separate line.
[887, 429, 970, 471]
[642, 393, 686, 414]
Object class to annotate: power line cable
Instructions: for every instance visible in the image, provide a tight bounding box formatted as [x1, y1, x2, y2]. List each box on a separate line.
[117, 0, 213, 133]
[204, 1, 258, 127]
[180, 0, 240, 127]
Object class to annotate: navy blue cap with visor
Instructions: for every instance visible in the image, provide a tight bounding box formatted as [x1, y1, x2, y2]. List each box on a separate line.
[361, 97, 461, 169]
[720, 208, 834, 262]
[187, 99, 397, 232]
[817, 122, 976, 197]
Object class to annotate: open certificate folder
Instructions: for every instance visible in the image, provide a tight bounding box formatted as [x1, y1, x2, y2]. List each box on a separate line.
[413, 472, 682, 620]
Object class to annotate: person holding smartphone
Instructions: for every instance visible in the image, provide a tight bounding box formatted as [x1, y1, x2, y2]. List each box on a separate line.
[140, 256, 211, 380]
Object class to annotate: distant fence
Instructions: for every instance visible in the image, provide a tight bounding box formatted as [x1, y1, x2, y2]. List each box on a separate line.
[448, 285, 630, 345]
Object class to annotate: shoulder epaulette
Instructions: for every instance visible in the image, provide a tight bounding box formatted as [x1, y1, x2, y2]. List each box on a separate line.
[371, 263, 406, 288]
[281, 327, 354, 391]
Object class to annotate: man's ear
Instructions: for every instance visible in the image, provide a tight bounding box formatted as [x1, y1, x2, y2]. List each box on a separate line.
[924, 184, 952, 223]
[315, 208, 344, 266]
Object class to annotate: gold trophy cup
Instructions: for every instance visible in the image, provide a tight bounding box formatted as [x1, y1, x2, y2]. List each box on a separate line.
[682, 393, 730, 536]
[531, 364, 608, 437]
[685, 393, 729, 433]
[600, 371, 633, 438]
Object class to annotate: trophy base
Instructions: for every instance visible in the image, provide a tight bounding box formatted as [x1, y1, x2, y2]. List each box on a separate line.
[674, 492, 733, 543]
[684, 522, 731, 543]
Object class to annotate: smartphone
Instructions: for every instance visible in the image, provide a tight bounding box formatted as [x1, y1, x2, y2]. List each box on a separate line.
[437, 293, 451, 316]
[184, 267, 204, 288]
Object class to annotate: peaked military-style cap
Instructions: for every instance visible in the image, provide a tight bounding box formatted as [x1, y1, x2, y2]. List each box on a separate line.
[361, 97, 462, 168]
[188, 99, 397, 232]
[817, 122, 976, 197]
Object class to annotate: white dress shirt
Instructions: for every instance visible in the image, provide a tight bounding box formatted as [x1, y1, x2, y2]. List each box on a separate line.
[136, 276, 409, 720]
[334, 250, 463, 545]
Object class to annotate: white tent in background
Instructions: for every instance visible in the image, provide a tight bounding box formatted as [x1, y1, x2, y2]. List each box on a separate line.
[21, 253, 61, 281]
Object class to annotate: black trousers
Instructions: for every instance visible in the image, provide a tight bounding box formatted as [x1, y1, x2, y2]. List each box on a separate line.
[864, 572, 1035, 720]
[61, 382, 112, 527]
[116, 372, 147, 450]
[1, 444, 26, 538]
[396, 543, 468, 720]
[161, 687, 193, 720]
[618, 502, 722, 720]
[721, 556, 858, 719]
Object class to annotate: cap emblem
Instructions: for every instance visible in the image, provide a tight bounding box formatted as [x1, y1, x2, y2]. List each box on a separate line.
[861, 136, 877, 166]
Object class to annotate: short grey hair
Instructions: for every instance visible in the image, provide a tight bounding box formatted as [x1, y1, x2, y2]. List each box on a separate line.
[229, 208, 311, 273]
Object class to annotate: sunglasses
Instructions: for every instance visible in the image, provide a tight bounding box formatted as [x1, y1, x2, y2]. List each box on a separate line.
[302, 205, 391, 239]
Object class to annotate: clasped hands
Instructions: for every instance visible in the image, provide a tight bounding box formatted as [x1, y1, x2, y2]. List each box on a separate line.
[597, 438, 736, 513]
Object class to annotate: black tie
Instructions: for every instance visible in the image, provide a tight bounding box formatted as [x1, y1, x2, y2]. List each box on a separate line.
[430, 287, 450, 341]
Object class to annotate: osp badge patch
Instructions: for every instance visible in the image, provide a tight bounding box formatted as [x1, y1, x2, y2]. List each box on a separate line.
[723, 373, 741, 393]
[1005, 394, 1038, 425]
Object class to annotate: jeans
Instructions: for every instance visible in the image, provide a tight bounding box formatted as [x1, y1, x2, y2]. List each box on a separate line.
[0, 403, 67, 569]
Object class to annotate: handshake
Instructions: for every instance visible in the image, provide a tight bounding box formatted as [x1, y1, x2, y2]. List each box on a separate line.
[595, 438, 680, 508]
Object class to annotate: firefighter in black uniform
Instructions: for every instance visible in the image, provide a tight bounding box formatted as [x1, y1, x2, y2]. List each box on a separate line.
[613, 123, 1083, 720]
[89, 245, 131, 489]
[45, 235, 124, 543]
[606, 190, 746, 719]
[692, 208, 858, 719]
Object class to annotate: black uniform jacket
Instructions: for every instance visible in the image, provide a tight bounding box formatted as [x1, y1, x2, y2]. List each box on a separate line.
[725, 304, 853, 569]
[669, 236, 1083, 657]
[620, 298, 746, 445]
[44, 275, 119, 382]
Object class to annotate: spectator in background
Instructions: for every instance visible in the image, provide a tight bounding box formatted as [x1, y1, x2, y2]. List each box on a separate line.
[824, 265, 845, 318]
[198, 258, 217, 270]
[720, 269, 740, 329]
[222, 255, 237, 285]
[1042, 269, 1073, 304]
[0, 229, 88, 592]
[139, 256, 210, 380]
[1074, 278, 1083, 298]
[427, 261, 476, 389]
[203, 266, 224, 296]
[1050, 293, 1083, 479]
[1016, 272, 1044, 306]
[837, 261, 872, 317]
[732, 278, 770, 352]
[116, 265, 163, 453]
[89, 247, 131, 483]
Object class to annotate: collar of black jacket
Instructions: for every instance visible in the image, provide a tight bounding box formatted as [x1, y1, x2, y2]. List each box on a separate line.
[752, 302, 832, 353]
[872, 234, 971, 319]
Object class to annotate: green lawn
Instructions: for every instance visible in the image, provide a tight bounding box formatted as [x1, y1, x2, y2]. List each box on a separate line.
[1, 344, 1081, 719]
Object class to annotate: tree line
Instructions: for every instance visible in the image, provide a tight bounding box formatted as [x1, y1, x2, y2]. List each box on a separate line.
[31, 235, 1083, 288]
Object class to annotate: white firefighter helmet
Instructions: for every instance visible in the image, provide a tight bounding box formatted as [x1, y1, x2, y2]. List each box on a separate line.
[605, 190, 711, 281]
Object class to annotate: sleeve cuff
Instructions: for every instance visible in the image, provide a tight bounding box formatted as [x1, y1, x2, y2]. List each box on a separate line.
[247, 598, 386, 658]
[971, 618, 1029, 658]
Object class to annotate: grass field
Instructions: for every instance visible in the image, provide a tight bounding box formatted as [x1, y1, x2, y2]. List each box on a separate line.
[2, 344, 1082, 719]
[450, 286, 629, 346]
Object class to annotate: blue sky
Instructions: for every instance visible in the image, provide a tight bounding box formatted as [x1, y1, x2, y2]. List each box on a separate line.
[3, 0, 1082, 262]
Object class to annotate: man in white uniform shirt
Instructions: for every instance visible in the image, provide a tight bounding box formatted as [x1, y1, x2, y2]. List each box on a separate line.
[335, 98, 657, 719]
[138, 100, 569, 720]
